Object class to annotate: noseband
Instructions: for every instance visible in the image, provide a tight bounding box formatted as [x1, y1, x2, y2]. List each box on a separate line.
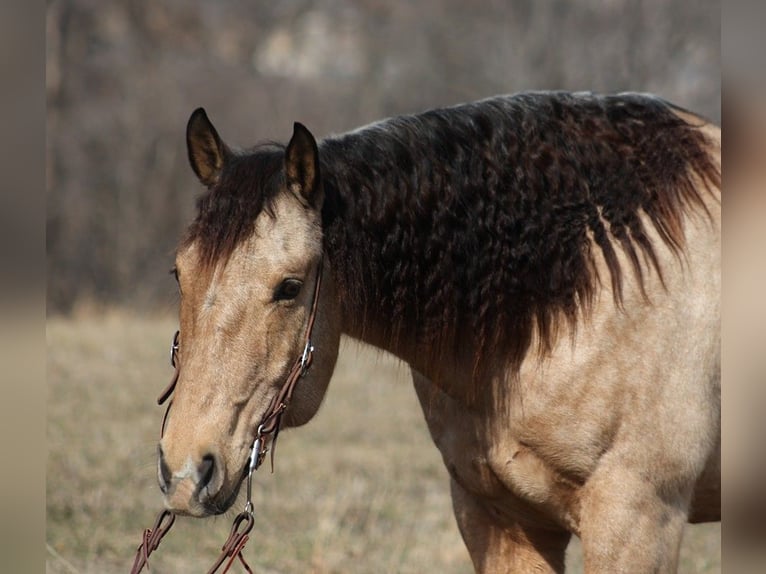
[131, 258, 324, 573]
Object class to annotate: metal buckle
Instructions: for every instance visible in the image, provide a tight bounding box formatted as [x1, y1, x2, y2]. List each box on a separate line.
[299, 339, 314, 377]
[169, 330, 179, 368]
[244, 425, 265, 515]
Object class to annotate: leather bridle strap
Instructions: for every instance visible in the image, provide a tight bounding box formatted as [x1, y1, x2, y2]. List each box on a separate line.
[158, 330, 180, 406]
[248, 256, 323, 474]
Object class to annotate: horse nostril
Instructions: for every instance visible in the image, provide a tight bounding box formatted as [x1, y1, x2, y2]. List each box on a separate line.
[158, 446, 172, 492]
[198, 454, 216, 492]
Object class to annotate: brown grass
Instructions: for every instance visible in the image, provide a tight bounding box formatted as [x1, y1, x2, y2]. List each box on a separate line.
[47, 312, 719, 573]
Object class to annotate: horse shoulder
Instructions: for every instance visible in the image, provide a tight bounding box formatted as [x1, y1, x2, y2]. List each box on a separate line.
[489, 164, 720, 527]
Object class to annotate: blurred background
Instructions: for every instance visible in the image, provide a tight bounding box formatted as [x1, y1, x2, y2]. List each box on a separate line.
[46, 0, 720, 314]
[45, 1, 727, 572]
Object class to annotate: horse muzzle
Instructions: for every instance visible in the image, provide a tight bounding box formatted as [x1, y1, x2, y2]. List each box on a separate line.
[157, 444, 241, 517]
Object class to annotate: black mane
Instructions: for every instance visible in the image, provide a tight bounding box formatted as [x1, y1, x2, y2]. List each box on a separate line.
[319, 92, 719, 379]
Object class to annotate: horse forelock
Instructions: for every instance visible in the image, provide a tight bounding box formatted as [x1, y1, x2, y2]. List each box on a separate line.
[318, 92, 720, 386]
[182, 144, 286, 268]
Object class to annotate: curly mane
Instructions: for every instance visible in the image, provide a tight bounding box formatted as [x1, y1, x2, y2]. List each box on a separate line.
[319, 92, 719, 382]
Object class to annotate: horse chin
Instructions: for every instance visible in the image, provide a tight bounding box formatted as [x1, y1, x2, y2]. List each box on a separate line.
[203, 472, 246, 517]
[177, 468, 246, 518]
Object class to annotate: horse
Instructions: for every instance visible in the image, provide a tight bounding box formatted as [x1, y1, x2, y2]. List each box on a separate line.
[156, 91, 720, 573]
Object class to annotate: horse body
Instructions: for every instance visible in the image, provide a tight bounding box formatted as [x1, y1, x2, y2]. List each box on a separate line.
[158, 92, 720, 572]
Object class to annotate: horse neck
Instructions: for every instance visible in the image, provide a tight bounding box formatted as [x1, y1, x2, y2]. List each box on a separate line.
[320, 173, 420, 361]
[317, 131, 476, 380]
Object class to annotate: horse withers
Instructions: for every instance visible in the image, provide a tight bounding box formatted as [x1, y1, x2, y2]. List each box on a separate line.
[156, 92, 720, 572]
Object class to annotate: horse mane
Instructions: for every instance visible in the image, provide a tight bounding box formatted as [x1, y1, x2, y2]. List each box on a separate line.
[182, 92, 720, 388]
[319, 92, 720, 384]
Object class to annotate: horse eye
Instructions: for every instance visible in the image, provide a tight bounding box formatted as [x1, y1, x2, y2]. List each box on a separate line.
[274, 278, 303, 301]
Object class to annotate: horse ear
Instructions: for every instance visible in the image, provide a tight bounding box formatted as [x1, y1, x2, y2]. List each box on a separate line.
[285, 122, 321, 207]
[186, 108, 229, 187]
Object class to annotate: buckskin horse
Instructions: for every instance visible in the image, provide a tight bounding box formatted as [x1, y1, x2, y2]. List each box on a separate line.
[156, 92, 720, 572]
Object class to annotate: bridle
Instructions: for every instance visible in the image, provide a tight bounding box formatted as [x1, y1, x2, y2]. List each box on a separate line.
[131, 258, 324, 573]
[245, 257, 323, 478]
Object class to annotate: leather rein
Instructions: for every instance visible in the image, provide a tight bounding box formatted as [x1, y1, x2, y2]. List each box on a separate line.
[130, 258, 324, 574]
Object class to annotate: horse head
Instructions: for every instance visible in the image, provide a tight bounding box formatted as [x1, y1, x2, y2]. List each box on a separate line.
[157, 109, 340, 517]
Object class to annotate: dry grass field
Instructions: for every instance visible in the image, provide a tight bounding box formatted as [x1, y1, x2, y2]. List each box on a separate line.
[47, 313, 720, 573]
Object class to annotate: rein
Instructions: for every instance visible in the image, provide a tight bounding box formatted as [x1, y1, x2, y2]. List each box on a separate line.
[130, 259, 324, 573]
